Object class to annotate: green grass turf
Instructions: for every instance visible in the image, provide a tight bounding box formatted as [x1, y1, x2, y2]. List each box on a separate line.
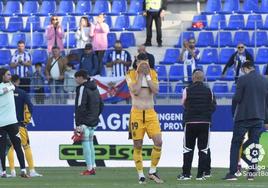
[0, 167, 268, 188]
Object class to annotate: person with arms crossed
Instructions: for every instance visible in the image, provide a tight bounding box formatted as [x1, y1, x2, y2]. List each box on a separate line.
[224, 60, 268, 181]
[7, 75, 42, 177]
[177, 69, 216, 181]
[0, 68, 28, 178]
[73, 70, 103, 175]
[126, 54, 163, 184]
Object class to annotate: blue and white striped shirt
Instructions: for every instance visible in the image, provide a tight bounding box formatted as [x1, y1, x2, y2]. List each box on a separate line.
[108, 50, 131, 77]
[11, 50, 32, 78]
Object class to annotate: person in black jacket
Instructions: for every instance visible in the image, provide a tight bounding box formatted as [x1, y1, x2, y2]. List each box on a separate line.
[177, 69, 216, 181]
[224, 60, 268, 181]
[222, 43, 253, 82]
[73, 69, 103, 176]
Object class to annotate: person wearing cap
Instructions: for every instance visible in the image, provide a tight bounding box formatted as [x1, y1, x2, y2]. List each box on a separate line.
[224, 60, 268, 181]
[222, 43, 253, 82]
[106, 40, 132, 77]
[79, 43, 99, 77]
[177, 69, 216, 181]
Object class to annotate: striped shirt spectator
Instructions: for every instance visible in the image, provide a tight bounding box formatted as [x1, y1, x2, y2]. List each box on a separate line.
[106, 41, 131, 77]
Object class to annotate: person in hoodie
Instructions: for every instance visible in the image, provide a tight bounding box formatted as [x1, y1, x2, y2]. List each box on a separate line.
[79, 43, 99, 76]
[73, 69, 103, 176]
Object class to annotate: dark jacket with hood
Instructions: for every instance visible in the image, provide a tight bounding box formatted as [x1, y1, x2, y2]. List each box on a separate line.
[75, 79, 103, 127]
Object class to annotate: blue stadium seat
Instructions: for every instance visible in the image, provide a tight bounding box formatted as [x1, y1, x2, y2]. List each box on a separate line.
[169, 65, 184, 82]
[155, 65, 167, 81]
[206, 14, 226, 30]
[102, 49, 113, 64]
[213, 82, 229, 97]
[199, 48, 218, 64]
[239, 0, 259, 13]
[251, 31, 268, 47]
[37, 0, 56, 16]
[173, 83, 184, 98]
[127, 0, 143, 15]
[255, 48, 268, 64]
[26, 32, 44, 49]
[255, 65, 261, 74]
[188, 15, 207, 30]
[221, 69, 235, 81]
[32, 49, 48, 64]
[107, 32, 117, 48]
[196, 32, 214, 47]
[92, 0, 110, 15]
[111, 15, 130, 31]
[203, 0, 221, 14]
[213, 31, 232, 47]
[258, 0, 268, 13]
[20, 0, 39, 16]
[105, 15, 113, 28]
[206, 65, 222, 81]
[245, 14, 263, 30]
[246, 48, 254, 58]
[110, 0, 127, 15]
[1, 1, 22, 16]
[57, 0, 75, 16]
[218, 48, 235, 64]
[41, 16, 52, 32]
[128, 15, 145, 31]
[174, 32, 195, 48]
[119, 32, 135, 48]
[0, 33, 9, 48]
[232, 31, 250, 47]
[0, 17, 5, 31]
[260, 15, 268, 30]
[9, 33, 26, 49]
[5, 17, 23, 32]
[61, 16, 77, 31]
[73, 0, 92, 15]
[226, 15, 245, 30]
[0, 1, 3, 15]
[0, 50, 11, 65]
[157, 83, 172, 99]
[64, 33, 76, 48]
[24, 16, 41, 32]
[220, 0, 239, 14]
[159, 49, 180, 65]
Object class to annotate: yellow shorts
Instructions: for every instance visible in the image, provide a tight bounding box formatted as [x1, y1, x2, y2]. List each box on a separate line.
[19, 126, 30, 146]
[129, 108, 161, 140]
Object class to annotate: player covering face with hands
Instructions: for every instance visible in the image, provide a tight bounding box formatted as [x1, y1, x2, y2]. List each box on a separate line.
[126, 54, 163, 184]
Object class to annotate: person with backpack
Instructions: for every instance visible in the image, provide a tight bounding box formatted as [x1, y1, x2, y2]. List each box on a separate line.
[79, 43, 99, 77]
[72, 70, 103, 176]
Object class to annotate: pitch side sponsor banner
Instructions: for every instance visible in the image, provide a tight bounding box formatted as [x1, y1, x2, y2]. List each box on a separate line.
[27, 105, 233, 131]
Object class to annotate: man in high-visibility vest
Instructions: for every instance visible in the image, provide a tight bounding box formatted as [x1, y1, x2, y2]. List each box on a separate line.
[143, 0, 168, 47]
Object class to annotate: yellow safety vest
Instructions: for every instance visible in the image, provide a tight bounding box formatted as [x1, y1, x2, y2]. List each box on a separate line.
[146, 0, 162, 11]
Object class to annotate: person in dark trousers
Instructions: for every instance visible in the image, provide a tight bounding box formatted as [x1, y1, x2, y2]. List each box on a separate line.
[73, 70, 103, 176]
[177, 69, 216, 181]
[224, 60, 268, 181]
[143, 0, 168, 47]
[0, 68, 28, 178]
[222, 43, 253, 82]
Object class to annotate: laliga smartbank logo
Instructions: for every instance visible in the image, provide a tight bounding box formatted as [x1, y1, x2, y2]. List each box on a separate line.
[242, 143, 268, 177]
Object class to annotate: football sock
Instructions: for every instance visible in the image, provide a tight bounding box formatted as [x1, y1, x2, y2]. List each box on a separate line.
[7, 147, 15, 171]
[150, 146, 162, 171]
[23, 145, 34, 170]
[133, 147, 143, 173]
[82, 141, 92, 170]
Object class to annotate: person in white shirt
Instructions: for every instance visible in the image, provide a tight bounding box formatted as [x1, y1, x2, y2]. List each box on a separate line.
[75, 16, 91, 49]
[180, 38, 200, 83]
[0, 68, 28, 178]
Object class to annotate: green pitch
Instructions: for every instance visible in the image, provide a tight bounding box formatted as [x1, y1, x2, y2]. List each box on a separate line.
[0, 167, 268, 188]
